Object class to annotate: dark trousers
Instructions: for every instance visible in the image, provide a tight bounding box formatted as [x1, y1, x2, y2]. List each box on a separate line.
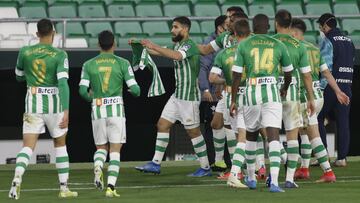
[318, 85, 352, 160]
[200, 101, 231, 167]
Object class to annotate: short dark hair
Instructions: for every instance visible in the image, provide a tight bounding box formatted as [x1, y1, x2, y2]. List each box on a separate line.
[317, 13, 337, 28]
[98, 30, 114, 51]
[231, 12, 249, 20]
[275, 9, 292, 28]
[37, 18, 53, 37]
[253, 14, 269, 33]
[215, 15, 227, 32]
[226, 6, 245, 14]
[173, 16, 191, 30]
[291, 18, 306, 33]
[234, 19, 250, 37]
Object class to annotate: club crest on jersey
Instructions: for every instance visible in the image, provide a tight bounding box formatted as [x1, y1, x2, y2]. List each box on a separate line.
[180, 44, 191, 52]
[96, 98, 102, 106]
[31, 87, 37, 94]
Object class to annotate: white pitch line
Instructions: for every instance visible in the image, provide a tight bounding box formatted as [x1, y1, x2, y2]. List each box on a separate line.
[1, 179, 360, 193]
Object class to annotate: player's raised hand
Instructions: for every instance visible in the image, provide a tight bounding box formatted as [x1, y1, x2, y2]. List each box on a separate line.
[59, 110, 69, 129]
[128, 38, 137, 45]
[229, 102, 237, 117]
[336, 91, 350, 105]
[141, 39, 156, 50]
[307, 100, 316, 117]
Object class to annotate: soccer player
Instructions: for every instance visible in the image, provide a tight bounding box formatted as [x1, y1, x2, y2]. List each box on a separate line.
[272, 9, 316, 188]
[198, 11, 248, 55]
[135, 16, 211, 177]
[79, 30, 140, 197]
[230, 18, 294, 193]
[209, 19, 252, 188]
[9, 19, 77, 199]
[290, 18, 349, 181]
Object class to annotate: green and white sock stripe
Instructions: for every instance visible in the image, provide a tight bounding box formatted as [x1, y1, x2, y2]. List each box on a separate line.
[311, 137, 331, 172]
[107, 152, 120, 187]
[55, 146, 69, 183]
[94, 149, 107, 168]
[225, 128, 237, 159]
[152, 132, 169, 164]
[25, 88, 62, 114]
[245, 141, 257, 181]
[286, 140, 299, 182]
[213, 128, 225, 162]
[92, 103, 124, 120]
[230, 142, 246, 175]
[269, 141, 281, 186]
[245, 84, 281, 106]
[256, 135, 265, 170]
[300, 134, 312, 168]
[191, 135, 210, 169]
[15, 147, 33, 177]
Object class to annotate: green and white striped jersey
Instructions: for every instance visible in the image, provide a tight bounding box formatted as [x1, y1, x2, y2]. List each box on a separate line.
[173, 38, 201, 101]
[79, 53, 138, 120]
[233, 34, 293, 106]
[300, 40, 328, 103]
[15, 44, 69, 114]
[272, 34, 311, 102]
[210, 31, 237, 51]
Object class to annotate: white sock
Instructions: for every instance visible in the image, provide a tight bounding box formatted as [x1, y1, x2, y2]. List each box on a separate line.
[213, 128, 226, 162]
[152, 132, 169, 164]
[55, 146, 69, 185]
[14, 147, 33, 180]
[230, 142, 245, 175]
[225, 128, 237, 159]
[268, 141, 281, 186]
[94, 149, 107, 169]
[300, 134, 311, 168]
[245, 141, 257, 181]
[107, 152, 120, 187]
[286, 140, 299, 183]
[191, 135, 210, 169]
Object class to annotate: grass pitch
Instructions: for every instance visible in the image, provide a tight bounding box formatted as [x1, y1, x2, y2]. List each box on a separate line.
[1, 158, 360, 203]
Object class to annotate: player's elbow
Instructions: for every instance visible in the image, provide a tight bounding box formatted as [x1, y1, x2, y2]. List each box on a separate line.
[208, 74, 217, 84]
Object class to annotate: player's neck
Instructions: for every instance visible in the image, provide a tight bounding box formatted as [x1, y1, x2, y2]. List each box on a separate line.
[100, 50, 114, 54]
[39, 37, 53, 45]
[276, 27, 291, 35]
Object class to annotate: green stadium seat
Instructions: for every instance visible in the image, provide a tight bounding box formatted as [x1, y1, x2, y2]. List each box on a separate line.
[191, 33, 205, 44]
[150, 35, 173, 47]
[48, 2, 77, 18]
[276, 1, 304, 15]
[333, 0, 359, 15]
[350, 30, 360, 47]
[342, 19, 360, 34]
[114, 22, 142, 36]
[78, 2, 106, 18]
[269, 19, 275, 32]
[248, 2, 275, 17]
[221, 0, 248, 14]
[305, 0, 332, 15]
[142, 21, 169, 36]
[136, 2, 163, 17]
[118, 37, 132, 49]
[0, 1, 18, 8]
[107, 2, 135, 17]
[304, 31, 319, 45]
[163, 2, 191, 17]
[56, 22, 85, 37]
[19, 1, 47, 18]
[200, 20, 214, 35]
[85, 22, 113, 37]
[194, 3, 221, 17]
[88, 37, 98, 48]
[190, 21, 201, 34]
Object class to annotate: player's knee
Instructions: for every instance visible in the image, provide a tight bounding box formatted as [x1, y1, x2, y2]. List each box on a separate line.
[211, 120, 222, 129]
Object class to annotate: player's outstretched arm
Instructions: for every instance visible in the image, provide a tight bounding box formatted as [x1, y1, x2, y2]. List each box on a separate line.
[197, 44, 215, 55]
[322, 69, 350, 105]
[141, 39, 183, 60]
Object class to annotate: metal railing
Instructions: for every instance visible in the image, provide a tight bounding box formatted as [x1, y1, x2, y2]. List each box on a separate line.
[0, 14, 360, 48]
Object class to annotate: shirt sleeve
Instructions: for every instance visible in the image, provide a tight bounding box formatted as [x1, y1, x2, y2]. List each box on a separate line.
[279, 43, 293, 72]
[178, 41, 199, 60]
[210, 32, 225, 51]
[79, 63, 90, 87]
[15, 48, 25, 78]
[56, 51, 69, 80]
[123, 60, 138, 88]
[232, 43, 243, 73]
[298, 44, 311, 73]
[210, 52, 223, 75]
[319, 56, 328, 72]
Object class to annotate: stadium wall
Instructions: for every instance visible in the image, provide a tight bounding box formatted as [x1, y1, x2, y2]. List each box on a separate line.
[0, 50, 359, 162]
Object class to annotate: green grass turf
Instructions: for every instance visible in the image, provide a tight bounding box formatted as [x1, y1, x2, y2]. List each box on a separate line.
[1, 158, 360, 203]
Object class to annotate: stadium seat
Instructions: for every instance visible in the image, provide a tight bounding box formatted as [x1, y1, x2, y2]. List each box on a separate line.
[221, 0, 248, 14]
[342, 19, 360, 34]
[8, 34, 34, 45]
[191, 34, 205, 44]
[190, 21, 201, 34]
[276, 1, 304, 16]
[136, 2, 163, 17]
[163, 2, 191, 17]
[305, 0, 332, 15]
[333, 0, 359, 15]
[27, 23, 38, 36]
[248, 1, 275, 17]
[304, 31, 319, 45]
[142, 21, 170, 36]
[19, 1, 48, 18]
[350, 30, 360, 47]
[78, 2, 106, 18]
[150, 35, 173, 47]
[0, 1, 18, 8]
[65, 38, 88, 48]
[88, 37, 98, 48]
[85, 22, 113, 37]
[118, 37, 131, 49]
[303, 19, 313, 31]
[0, 7, 18, 18]
[0, 23, 27, 38]
[56, 22, 85, 37]
[194, 2, 221, 17]
[200, 20, 214, 35]
[0, 39, 26, 48]
[107, 2, 135, 17]
[48, 2, 77, 18]
[114, 22, 142, 36]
